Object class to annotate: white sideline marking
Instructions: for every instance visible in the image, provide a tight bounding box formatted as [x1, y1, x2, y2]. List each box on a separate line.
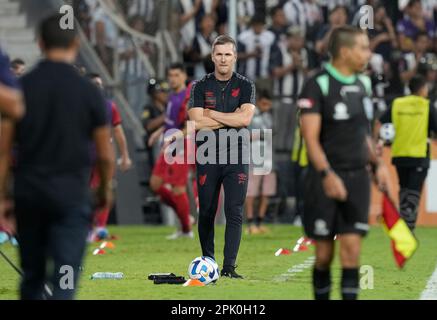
[420, 262, 437, 300]
[273, 256, 315, 282]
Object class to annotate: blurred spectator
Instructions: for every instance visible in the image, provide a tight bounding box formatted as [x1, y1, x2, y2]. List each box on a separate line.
[269, 5, 288, 45]
[283, 0, 307, 35]
[178, 0, 219, 50]
[368, 4, 398, 61]
[397, 0, 435, 52]
[398, 31, 433, 93]
[269, 26, 308, 154]
[315, 5, 348, 64]
[237, 15, 276, 81]
[318, 0, 364, 19]
[245, 90, 276, 235]
[10, 58, 26, 77]
[270, 26, 309, 103]
[189, 14, 218, 79]
[215, 0, 229, 34]
[117, 15, 151, 118]
[73, 0, 92, 38]
[125, 0, 155, 24]
[238, 0, 256, 31]
[143, 79, 169, 167]
[178, 0, 204, 50]
[302, 0, 324, 45]
[90, 1, 119, 74]
[421, 0, 437, 22]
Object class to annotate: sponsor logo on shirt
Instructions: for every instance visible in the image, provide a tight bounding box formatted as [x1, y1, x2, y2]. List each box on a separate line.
[238, 173, 247, 185]
[205, 91, 216, 108]
[333, 102, 350, 120]
[199, 174, 207, 186]
[231, 88, 240, 98]
[297, 98, 314, 109]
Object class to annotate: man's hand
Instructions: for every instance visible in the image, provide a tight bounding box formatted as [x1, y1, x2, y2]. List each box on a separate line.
[0, 199, 15, 235]
[374, 163, 391, 192]
[118, 156, 132, 172]
[322, 171, 348, 202]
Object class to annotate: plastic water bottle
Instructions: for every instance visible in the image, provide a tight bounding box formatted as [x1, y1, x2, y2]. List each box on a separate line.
[91, 272, 124, 280]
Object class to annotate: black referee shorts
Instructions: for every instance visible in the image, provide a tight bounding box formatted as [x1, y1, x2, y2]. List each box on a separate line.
[303, 167, 371, 240]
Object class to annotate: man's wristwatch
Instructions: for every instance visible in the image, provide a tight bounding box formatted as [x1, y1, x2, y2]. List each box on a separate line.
[319, 167, 333, 179]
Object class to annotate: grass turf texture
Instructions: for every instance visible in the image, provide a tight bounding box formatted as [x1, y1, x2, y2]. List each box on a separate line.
[0, 225, 436, 300]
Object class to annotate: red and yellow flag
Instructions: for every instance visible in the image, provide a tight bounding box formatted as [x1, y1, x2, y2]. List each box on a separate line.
[381, 193, 418, 268]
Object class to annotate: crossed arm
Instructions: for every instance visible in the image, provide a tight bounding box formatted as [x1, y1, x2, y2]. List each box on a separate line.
[188, 104, 256, 130]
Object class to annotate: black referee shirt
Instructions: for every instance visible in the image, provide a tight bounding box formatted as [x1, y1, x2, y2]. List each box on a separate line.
[298, 63, 373, 170]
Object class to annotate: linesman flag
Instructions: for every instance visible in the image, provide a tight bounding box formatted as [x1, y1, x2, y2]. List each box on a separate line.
[381, 192, 418, 269]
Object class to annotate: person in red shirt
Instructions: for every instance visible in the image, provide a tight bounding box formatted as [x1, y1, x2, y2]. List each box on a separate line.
[88, 73, 132, 241]
[148, 64, 194, 240]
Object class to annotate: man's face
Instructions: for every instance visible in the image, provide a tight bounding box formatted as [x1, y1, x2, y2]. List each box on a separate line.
[12, 64, 25, 77]
[252, 23, 264, 35]
[273, 10, 287, 27]
[201, 16, 215, 35]
[374, 7, 386, 22]
[344, 34, 371, 72]
[155, 90, 169, 104]
[211, 43, 237, 76]
[410, 2, 423, 18]
[288, 35, 304, 51]
[330, 8, 347, 26]
[258, 97, 272, 112]
[416, 36, 429, 53]
[167, 69, 187, 91]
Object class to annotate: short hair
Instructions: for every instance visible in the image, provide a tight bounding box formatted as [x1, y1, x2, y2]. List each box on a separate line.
[11, 58, 25, 68]
[415, 31, 429, 40]
[329, 5, 348, 16]
[168, 62, 186, 73]
[250, 15, 266, 26]
[409, 75, 427, 94]
[328, 26, 366, 59]
[258, 89, 272, 101]
[38, 13, 78, 50]
[269, 5, 283, 18]
[407, 0, 421, 8]
[211, 35, 237, 53]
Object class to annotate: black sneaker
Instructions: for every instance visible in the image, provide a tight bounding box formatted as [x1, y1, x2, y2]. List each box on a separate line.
[220, 265, 243, 279]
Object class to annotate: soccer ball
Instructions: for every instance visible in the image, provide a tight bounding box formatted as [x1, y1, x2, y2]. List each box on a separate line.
[188, 256, 219, 285]
[379, 123, 395, 144]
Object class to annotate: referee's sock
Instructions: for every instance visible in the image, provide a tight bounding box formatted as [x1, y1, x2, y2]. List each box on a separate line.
[313, 268, 331, 300]
[341, 268, 359, 300]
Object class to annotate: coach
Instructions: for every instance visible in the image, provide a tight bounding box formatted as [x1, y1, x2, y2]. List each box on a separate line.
[188, 35, 256, 279]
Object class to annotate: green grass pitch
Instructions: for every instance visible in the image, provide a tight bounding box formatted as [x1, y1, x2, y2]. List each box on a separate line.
[0, 225, 436, 300]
